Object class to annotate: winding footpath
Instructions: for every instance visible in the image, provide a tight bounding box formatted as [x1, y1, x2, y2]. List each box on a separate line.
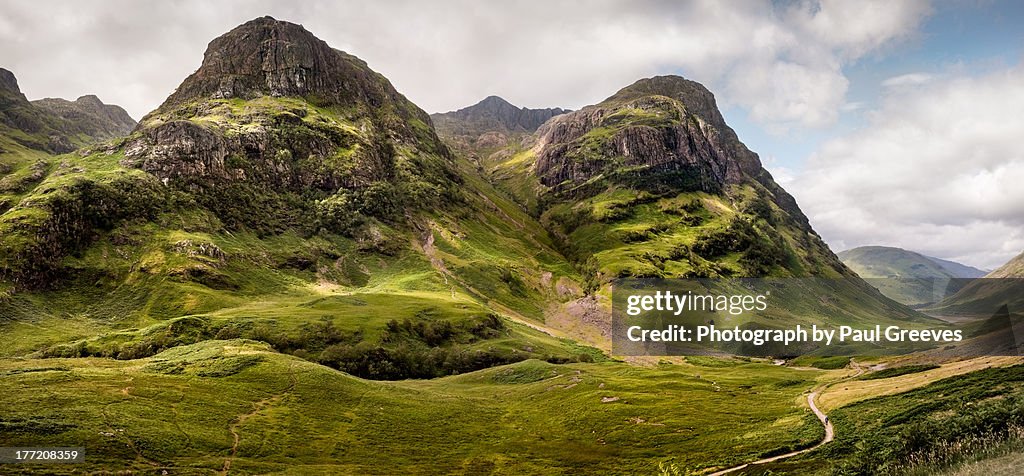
[707, 361, 866, 475]
[706, 392, 833, 476]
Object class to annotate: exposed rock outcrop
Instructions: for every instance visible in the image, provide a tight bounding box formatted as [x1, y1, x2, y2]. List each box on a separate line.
[532, 75, 809, 227]
[157, 16, 431, 130]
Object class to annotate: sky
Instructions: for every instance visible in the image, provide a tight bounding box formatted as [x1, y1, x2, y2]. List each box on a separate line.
[1, 0, 1022, 269]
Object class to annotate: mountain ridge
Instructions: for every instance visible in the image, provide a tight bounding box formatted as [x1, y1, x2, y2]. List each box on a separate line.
[433, 95, 568, 134]
[2, 18, 933, 376]
[838, 245, 986, 306]
[986, 250, 1024, 278]
[839, 246, 987, 280]
[430, 95, 568, 158]
[0, 67, 136, 153]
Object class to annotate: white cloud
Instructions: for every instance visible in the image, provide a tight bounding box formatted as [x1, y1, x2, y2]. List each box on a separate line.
[0, 0, 930, 130]
[790, 65, 1024, 269]
[882, 72, 934, 88]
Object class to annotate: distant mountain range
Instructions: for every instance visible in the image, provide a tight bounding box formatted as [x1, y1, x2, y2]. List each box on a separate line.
[0, 68, 135, 154]
[838, 246, 986, 306]
[430, 95, 568, 158]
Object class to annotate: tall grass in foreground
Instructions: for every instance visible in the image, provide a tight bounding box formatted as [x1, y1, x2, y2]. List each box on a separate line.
[900, 427, 1024, 476]
[846, 393, 1024, 474]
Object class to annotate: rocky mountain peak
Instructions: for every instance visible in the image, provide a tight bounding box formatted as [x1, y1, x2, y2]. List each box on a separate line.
[159, 16, 412, 114]
[431, 96, 569, 151]
[478, 95, 512, 107]
[74, 94, 104, 107]
[0, 68, 22, 96]
[534, 75, 759, 192]
[531, 74, 811, 232]
[603, 75, 728, 132]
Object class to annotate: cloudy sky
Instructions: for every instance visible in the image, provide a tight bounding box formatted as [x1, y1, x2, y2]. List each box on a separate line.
[1, 0, 1022, 269]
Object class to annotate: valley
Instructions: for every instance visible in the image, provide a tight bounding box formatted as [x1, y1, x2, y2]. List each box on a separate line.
[1, 15, 1022, 475]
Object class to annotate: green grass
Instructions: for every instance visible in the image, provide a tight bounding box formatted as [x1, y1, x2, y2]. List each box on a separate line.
[0, 339, 825, 474]
[858, 364, 941, 380]
[758, 364, 1024, 475]
[789, 356, 851, 370]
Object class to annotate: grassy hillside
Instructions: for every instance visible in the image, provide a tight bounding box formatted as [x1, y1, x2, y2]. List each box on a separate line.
[3, 18, 1011, 475]
[0, 339, 825, 474]
[986, 251, 1024, 278]
[838, 246, 984, 306]
[760, 364, 1024, 475]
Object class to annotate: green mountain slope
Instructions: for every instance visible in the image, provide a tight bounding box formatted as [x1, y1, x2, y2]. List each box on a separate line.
[478, 76, 933, 343]
[0, 17, 590, 378]
[926, 250, 1024, 319]
[839, 245, 986, 306]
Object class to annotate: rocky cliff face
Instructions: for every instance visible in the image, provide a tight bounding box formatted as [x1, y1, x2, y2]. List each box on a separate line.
[0, 68, 18, 94]
[122, 17, 460, 232]
[532, 75, 808, 226]
[158, 16, 428, 126]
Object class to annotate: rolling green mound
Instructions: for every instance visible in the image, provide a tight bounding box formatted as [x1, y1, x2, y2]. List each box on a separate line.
[0, 339, 824, 474]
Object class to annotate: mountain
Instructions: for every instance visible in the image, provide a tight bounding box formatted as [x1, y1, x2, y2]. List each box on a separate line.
[433, 95, 568, 136]
[431, 96, 568, 158]
[0, 16, 978, 474]
[32, 95, 136, 140]
[924, 250, 1024, 321]
[986, 250, 1024, 278]
[0, 16, 588, 379]
[924, 250, 1024, 320]
[482, 75, 931, 344]
[0, 68, 135, 153]
[1, 68, 136, 220]
[502, 75, 848, 278]
[838, 246, 986, 306]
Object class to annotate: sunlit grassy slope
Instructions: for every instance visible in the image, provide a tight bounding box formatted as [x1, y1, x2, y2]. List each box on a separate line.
[0, 340, 824, 475]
